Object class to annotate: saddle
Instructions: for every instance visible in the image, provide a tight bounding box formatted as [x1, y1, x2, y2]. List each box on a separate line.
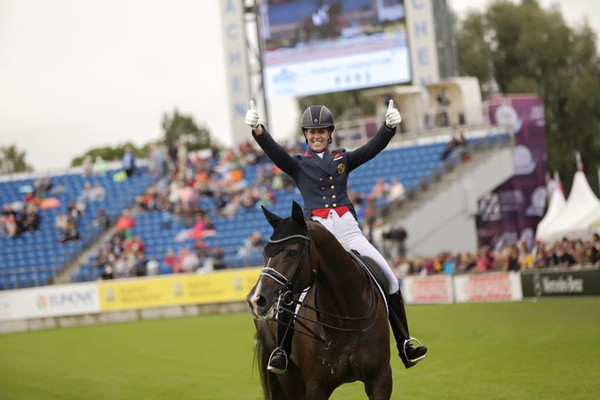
[348, 250, 390, 299]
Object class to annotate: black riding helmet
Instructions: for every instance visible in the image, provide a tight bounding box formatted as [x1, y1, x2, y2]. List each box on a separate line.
[301, 105, 334, 145]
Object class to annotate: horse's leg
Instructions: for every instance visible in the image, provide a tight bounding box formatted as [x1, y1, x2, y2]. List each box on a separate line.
[363, 365, 393, 400]
[304, 381, 334, 400]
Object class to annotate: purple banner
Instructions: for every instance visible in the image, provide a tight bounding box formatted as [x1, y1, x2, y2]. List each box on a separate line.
[477, 95, 547, 250]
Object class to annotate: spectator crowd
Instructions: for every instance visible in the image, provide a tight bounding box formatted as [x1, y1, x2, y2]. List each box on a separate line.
[3, 135, 598, 287]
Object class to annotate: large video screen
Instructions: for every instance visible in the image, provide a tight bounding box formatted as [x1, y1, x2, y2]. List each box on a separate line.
[261, 0, 411, 98]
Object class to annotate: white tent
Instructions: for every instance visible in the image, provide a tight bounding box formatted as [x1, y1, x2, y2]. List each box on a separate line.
[535, 188, 566, 241]
[537, 171, 600, 242]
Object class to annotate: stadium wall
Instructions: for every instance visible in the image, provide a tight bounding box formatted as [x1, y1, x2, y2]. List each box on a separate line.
[1, 267, 598, 334]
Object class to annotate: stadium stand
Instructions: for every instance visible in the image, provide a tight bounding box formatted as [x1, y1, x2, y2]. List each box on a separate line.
[0, 167, 155, 289]
[71, 133, 508, 282]
[1, 130, 512, 289]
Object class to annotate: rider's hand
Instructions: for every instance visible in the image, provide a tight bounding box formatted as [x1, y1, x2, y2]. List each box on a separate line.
[385, 99, 401, 129]
[245, 100, 260, 130]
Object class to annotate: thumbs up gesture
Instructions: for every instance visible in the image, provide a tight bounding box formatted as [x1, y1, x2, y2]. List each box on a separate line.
[385, 99, 401, 129]
[245, 100, 260, 129]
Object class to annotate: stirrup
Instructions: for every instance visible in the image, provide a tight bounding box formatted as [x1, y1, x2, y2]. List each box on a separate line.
[267, 347, 288, 375]
[403, 337, 427, 363]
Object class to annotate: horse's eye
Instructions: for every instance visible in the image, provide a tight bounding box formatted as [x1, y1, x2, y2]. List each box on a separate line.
[286, 249, 299, 257]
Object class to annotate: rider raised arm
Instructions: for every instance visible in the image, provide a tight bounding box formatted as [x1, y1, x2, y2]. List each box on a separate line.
[246, 100, 427, 374]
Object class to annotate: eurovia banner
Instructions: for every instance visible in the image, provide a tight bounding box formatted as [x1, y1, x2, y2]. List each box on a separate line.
[98, 268, 261, 311]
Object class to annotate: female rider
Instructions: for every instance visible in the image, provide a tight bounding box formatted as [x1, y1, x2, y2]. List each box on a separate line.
[246, 100, 427, 374]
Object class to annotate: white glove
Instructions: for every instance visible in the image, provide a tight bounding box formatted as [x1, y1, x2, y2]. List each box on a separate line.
[385, 99, 401, 129]
[245, 100, 260, 129]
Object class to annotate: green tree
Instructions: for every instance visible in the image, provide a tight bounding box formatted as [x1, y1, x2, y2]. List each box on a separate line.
[161, 109, 211, 150]
[0, 144, 34, 174]
[455, 0, 600, 194]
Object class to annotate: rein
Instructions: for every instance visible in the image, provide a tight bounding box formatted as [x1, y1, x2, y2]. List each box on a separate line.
[261, 225, 381, 342]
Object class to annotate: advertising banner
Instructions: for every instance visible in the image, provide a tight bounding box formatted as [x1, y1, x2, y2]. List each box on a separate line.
[403, 275, 453, 304]
[477, 95, 547, 250]
[521, 268, 600, 298]
[0, 283, 100, 322]
[454, 272, 522, 303]
[98, 268, 261, 311]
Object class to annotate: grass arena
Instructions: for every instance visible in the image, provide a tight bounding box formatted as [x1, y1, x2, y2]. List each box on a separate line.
[1, 297, 598, 400]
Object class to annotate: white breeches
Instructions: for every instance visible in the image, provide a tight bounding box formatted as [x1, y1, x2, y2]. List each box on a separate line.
[311, 210, 399, 294]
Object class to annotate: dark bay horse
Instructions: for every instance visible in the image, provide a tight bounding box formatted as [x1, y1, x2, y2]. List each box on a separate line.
[247, 202, 392, 400]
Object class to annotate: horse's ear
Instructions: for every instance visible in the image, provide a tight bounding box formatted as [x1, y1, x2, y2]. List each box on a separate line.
[291, 201, 306, 228]
[262, 205, 281, 228]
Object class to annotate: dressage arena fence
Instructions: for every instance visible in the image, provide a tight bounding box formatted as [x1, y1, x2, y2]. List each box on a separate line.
[1, 266, 599, 334]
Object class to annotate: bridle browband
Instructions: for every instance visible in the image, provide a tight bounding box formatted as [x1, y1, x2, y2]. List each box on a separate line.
[260, 233, 311, 296]
[259, 224, 380, 342]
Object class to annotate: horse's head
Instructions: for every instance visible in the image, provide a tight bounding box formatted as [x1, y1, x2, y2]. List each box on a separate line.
[247, 201, 313, 320]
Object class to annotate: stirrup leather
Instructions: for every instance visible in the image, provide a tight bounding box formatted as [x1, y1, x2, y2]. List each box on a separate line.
[267, 347, 289, 374]
[403, 337, 427, 362]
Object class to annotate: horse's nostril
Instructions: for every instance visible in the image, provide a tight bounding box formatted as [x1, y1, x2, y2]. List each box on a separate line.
[256, 295, 267, 309]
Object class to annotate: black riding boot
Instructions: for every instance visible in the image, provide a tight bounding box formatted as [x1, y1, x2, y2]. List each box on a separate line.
[387, 290, 428, 368]
[267, 309, 294, 374]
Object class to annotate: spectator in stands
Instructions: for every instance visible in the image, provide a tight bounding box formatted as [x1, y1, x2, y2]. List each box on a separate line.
[504, 244, 520, 271]
[33, 176, 53, 195]
[132, 252, 147, 277]
[82, 155, 93, 176]
[94, 156, 108, 175]
[110, 235, 125, 258]
[115, 210, 136, 233]
[89, 182, 106, 201]
[113, 253, 129, 278]
[164, 248, 178, 273]
[441, 135, 460, 160]
[59, 218, 80, 242]
[210, 246, 226, 270]
[122, 145, 136, 177]
[370, 178, 390, 200]
[474, 247, 495, 273]
[387, 178, 406, 202]
[555, 238, 577, 267]
[246, 101, 427, 372]
[591, 233, 600, 266]
[55, 212, 68, 232]
[441, 133, 469, 162]
[213, 191, 228, 215]
[237, 231, 265, 259]
[193, 238, 209, 259]
[77, 182, 94, 204]
[92, 208, 111, 230]
[146, 259, 159, 276]
[179, 248, 200, 273]
[100, 254, 115, 279]
[456, 251, 477, 272]
[147, 143, 165, 177]
[21, 204, 40, 232]
[4, 211, 20, 237]
[368, 217, 386, 255]
[68, 199, 84, 221]
[517, 239, 533, 270]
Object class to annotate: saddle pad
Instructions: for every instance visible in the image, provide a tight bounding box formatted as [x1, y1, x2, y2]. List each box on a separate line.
[348, 250, 389, 311]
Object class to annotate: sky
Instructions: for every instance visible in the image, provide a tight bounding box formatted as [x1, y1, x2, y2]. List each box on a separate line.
[0, 0, 599, 172]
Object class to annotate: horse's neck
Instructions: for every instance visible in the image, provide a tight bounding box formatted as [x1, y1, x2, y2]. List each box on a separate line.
[310, 225, 369, 309]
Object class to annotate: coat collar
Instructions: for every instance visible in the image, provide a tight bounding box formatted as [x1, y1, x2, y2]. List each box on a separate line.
[304, 147, 332, 159]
